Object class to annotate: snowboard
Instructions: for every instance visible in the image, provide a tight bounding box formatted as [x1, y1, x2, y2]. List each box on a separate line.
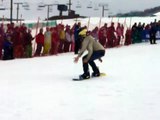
[72, 73, 106, 81]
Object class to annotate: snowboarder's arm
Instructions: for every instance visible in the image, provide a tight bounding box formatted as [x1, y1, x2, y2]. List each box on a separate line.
[78, 38, 89, 56]
[74, 56, 80, 63]
[85, 44, 93, 62]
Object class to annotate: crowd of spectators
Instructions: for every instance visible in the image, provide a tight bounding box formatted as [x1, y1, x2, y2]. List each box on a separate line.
[0, 19, 160, 60]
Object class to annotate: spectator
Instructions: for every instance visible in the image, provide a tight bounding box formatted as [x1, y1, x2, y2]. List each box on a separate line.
[91, 26, 99, 40]
[43, 27, 52, 55]
[58, 24, 66, 53]
[131, 23, 138, 43]
[149, 23, 158, 44]
[64, 25, 72, 52]
[107, 22, 116, 48]
[74, 22, 82, 54]
[116, 23, 123, 46]
[50, 27, 59, 55]
[124, 28, 132, 45]
[3, 34, 14, 60]
[23, 29, 34, 58]
[34, 28, 44, 56]
[13, 26, 25, 58]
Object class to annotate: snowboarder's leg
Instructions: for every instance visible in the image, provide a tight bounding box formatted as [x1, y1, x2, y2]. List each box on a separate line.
[79, 55, 90, 79]
[89, 60, 100, 77]
[88, 50, 105, 77]
[89, 50, 105, 61]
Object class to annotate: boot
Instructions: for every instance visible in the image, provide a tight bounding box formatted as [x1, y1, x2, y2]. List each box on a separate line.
[92, 67, 100, 77]
[79, 72, 90, 80]
[92, 72, 100, 77]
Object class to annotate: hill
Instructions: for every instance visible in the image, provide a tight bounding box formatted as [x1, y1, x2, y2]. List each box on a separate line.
[116, 6, 160, 17]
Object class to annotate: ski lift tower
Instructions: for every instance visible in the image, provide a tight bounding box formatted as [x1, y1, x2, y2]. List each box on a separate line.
[10, 0, 13, 23]
[37, 2, 58, 25]
[14, 2, 30, 22]
[45, 4, 57, 21]
[66, 0, 72, 16]
[57, 4, 68, 16]
[14, 2, 23, 22]
[99, 3, 109, 17]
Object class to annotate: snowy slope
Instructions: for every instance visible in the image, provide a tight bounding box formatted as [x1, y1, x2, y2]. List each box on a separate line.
[0, 42, 160, 120]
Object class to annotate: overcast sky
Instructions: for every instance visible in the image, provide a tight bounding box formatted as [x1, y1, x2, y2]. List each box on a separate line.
[1, 0, 160, 20]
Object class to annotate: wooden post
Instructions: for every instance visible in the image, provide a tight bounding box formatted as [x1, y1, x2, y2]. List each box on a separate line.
[87, 17, 90, 31]
[99, 17, 102, 29]
[33, 17, 40, 54]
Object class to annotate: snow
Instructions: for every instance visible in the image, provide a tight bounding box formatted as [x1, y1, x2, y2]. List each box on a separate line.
[154, 12, 160, 16]
[0, 41, 160, 120]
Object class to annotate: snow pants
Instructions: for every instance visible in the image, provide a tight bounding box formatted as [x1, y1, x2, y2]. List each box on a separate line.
[34, 44, 43, 56]
[43, 42, 51, 55]
[24, 45, 32, 58]
[149, 34, 156, 44]
[82, 50, 105, 74]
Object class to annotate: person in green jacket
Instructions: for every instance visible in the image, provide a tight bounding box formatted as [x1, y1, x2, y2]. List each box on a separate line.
[74, 29, 105, 79]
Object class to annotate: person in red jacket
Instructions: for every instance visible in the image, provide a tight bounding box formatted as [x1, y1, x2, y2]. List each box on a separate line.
[98, 27, 107, 48]
[107, 22, 116, 48]
[125, 28, 132, 45]
[50, 27, 59, 55]
[116, 23, 123, 46]
[34, 28, 44, 56]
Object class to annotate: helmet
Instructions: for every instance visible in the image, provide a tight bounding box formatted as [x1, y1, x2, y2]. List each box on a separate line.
[79, 29, 87, 37]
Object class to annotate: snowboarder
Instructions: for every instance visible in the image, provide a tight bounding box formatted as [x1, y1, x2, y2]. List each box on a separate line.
[74, 29, 105, 80]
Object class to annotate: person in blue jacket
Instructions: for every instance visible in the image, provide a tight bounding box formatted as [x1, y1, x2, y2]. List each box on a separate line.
[3, 34, 14, 60]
